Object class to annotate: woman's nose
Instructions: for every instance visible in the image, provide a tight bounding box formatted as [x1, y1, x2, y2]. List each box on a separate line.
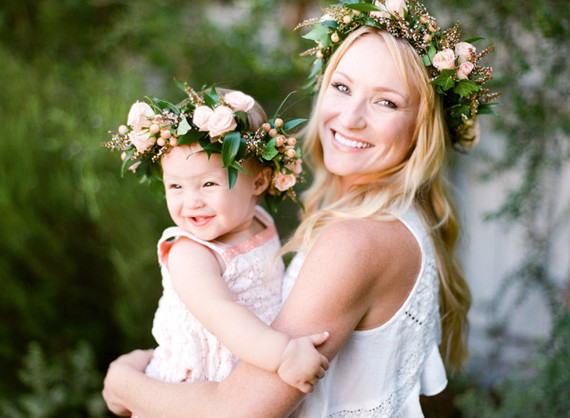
[339, 97, 366, 130]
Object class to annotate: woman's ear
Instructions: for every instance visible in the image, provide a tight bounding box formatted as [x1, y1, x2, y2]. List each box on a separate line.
[253, 166, 272, 196]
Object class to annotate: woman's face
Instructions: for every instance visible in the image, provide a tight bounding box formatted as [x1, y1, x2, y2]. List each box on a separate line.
[318, 34, 419, 190]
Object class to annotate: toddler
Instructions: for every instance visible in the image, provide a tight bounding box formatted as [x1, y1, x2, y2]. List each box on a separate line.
[103, 84, 328, 393]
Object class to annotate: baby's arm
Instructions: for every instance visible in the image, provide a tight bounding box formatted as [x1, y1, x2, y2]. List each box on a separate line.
[168, 238, 329, 392]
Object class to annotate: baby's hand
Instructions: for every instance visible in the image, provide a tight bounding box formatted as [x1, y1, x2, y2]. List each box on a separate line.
[277, 331, 330, 393]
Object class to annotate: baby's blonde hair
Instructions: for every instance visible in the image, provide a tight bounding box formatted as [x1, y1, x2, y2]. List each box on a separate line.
[283, 27, 471, 371]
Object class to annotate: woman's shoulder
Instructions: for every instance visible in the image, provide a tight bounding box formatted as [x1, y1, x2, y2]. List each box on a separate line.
[316, 217, 419, 258]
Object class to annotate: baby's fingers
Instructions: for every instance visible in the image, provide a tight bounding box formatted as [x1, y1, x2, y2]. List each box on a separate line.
[298, 381, 314, 394]
[309, 331, 330, 347]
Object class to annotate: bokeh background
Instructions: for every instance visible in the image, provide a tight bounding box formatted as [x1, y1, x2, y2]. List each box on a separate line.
[0, 0, 568, 416]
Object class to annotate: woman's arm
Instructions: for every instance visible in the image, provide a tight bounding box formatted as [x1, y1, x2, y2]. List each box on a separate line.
[104, 220, 410, 417]
[167, 238, 329, 392]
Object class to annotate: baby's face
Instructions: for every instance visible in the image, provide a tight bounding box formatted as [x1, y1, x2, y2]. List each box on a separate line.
[161, 145, 260, 244]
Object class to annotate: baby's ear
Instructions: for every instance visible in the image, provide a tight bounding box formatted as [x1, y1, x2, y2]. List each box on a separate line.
[253, 166, 272, 196]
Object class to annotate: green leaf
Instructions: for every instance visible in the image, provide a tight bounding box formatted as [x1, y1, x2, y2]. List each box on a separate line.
[261, 136, 279, 160]
[345, 3, 381, 12]
[428, 45, 437, 60]
[227, 166, 238, 190]
[422, 54, 431, 66]
[464, 36, 485, 43]
[148, 97, 179, 114]
[303, 25, 333, 47]
[176, 117, 192, 135]
[234, 110, 249, 130]
[308, 58, 323, 80]
[203, 91, 217, 108]
[430, 70, 455, 91]
[453, 80, 481, 97]
[221, 131, 241, 168]
[177, 129, 205, 145]
[283, 118, 307, 131]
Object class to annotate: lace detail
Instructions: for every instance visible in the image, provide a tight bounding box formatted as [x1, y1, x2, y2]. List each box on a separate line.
[286, 208, 446, 417]
[145, 207, 284, 383]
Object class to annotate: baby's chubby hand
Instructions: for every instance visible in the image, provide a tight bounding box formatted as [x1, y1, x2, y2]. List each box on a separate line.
[277, 331, 330, 393]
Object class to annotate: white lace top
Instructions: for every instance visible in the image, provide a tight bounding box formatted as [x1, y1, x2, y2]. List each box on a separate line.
[283, 209, 447, 417]
[144, 206, 284, 383]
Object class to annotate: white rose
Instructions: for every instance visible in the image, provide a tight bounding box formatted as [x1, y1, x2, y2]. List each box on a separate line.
[432, 48, 456, 71]
[224, 91, 255, 112]
[273, 171, 296, 192]
[371, 0, 406, 19]
[455, 42, 476, 64]
[127, 101, 156, 153]
[193, 106, 214, 131]
[207, 106, 237, 139]
[456, 62, 474, 80]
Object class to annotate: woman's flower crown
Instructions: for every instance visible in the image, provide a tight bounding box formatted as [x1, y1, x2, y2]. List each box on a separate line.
[103, 82, 305, 213]
[297, 0, 501, 150]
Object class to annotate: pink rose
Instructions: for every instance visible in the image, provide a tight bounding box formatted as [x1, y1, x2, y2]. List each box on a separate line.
[224, 91, 255, 112]
[127, 101, 156, 153]
[207, 106, 237, 138]
[370, 0, 406, 19]
[193, 106, 214, 132]
[456, 62, 474, 80]
[273, 171, 296, 192]
[432, 49, 456, 71]
[285, 159, 303, 175]
[455, 42, 476, 64]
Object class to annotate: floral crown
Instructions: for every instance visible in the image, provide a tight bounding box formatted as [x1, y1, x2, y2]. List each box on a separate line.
[297, 0, 500, 150]
[103, 82, 305, 214]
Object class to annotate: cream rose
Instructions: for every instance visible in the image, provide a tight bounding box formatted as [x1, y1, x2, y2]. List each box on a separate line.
[193, 106, 214, 132]
[224, 91, 255, 112]
[432, 49, 456, 71]
[456, 62, 474, 80]
[371, 0, 406, 19]
[273, 171, 297, 192]
[455, 42, 476, 64]
[127, 101, 156, 153]
[207, 106, 237, 138]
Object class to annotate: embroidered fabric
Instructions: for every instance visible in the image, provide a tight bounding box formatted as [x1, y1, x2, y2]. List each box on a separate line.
[144, 206, 284, 383]
[284, 208, 447, 418]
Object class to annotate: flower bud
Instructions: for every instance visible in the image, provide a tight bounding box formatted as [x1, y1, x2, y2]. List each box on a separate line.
[316, 50, 324, 60]
[286, 148, 296, 158]
[160, 129, 171, 139]
[157, 138, 166, 147]
[150, 124, 160, 134]
[274, 118, 283, 127]
[275, 135, 285, 147]
[269, 128, 278, 138]
[118, 125, 128, 135]
[287, 137, 297, 146]
[262, 122, 271, 132]
[331, 32, 340, 43]
[343, 15, 351, 24]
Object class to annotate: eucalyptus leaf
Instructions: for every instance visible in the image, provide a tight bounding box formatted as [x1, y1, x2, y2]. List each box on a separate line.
[308, 59, 323, 80]
[176, 117, 192, 135]
[227, 166, 238, 190]
[464, 36, 485, 43]
[345, 3, 381, 12]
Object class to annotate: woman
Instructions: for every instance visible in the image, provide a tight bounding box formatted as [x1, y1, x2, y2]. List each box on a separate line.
[103, 1, 497, 416]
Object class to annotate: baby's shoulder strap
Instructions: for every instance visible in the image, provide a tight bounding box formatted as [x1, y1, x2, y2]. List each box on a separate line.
[157, 226, 227, 267]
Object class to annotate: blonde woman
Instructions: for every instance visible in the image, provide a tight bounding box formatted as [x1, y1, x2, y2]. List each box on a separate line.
[103, 1, 497, 416]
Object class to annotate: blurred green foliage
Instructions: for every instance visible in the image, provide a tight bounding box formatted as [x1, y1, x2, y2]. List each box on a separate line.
[0, 0, 568, 416]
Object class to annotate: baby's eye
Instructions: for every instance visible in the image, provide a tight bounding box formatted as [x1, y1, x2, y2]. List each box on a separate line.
[203, 181, 218, 188]
[377, 99, 397, 109]
[167, 183, 181, 190]
[332, 82, 350, 94]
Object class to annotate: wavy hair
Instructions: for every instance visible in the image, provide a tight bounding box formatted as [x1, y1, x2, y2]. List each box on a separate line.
[282, 27, 471, 371]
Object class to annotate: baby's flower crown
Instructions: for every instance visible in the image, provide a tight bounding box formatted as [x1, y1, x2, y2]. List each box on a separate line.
[297, 0, 501, 150]
[103, 82, 305, 214]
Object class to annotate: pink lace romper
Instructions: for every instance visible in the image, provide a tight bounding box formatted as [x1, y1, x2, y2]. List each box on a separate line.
[144, 206, 284, 383]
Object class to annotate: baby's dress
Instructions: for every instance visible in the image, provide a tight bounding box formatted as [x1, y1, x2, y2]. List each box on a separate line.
[145, 206, 284, 383]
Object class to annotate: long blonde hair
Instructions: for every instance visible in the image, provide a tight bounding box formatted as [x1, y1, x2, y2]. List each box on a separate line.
[283, 27, 471, 371]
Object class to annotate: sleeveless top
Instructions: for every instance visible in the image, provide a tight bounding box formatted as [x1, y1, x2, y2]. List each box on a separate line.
[282, 208, 447, 417]
[144, 206, 284, 383]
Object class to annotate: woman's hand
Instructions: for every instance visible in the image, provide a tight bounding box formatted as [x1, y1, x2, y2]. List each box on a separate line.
[102, 349, 153, 416]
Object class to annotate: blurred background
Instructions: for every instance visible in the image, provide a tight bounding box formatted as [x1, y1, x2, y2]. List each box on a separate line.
[0, 0, 568, 416]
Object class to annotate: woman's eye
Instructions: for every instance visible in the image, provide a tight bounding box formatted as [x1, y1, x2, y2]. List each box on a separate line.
[378, 99, 397, 109]
[332, 82, 350, 94]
